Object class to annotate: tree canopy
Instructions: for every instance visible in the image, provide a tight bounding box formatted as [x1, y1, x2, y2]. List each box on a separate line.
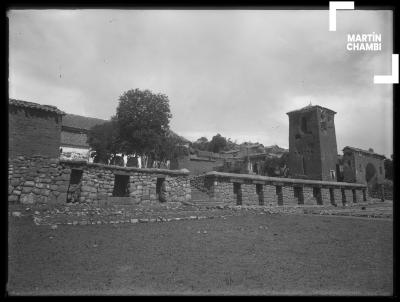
[87, 118, 119, 164]
[87, 88, 186, 167]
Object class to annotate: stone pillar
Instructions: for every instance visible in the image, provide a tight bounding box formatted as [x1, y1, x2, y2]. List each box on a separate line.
[282, 186, 295, 205]
[264, 184, 277, 206]
[333, 188, 342, 206]
[380, 184, 385, 202]
[241, 184, 252, 206]
[362, 188, 369, 202]
[355, 189, 363, 203]
[303, 187, 316, 205]
[321, 188, 331, 205]
[344, 189, 353, 205]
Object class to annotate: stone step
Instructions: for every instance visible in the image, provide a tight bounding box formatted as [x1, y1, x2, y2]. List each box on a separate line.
[100, 197, 135, 205]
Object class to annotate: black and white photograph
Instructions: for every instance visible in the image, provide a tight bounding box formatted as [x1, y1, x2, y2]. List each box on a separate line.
[7, 5, 395, 296]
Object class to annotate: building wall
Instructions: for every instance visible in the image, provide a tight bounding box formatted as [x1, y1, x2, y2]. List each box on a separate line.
[8, 156, 190, 205]
[9, 106, 62, 159]
[317, 108, 338, 181]
[288, 107, 337, 181]
[342, 151, 385, 185]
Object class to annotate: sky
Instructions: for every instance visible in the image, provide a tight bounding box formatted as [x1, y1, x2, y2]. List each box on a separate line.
[8, 9, 393, 157]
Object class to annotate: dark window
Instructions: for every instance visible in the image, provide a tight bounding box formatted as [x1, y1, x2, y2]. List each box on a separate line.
[256, 184, 263, 205]
[379, 166, 383, 175]
[302, 156, 307, 175]
[301, 117, 308, 133]
[276, 186, 282, 195]
[69, 169, 83, 185]
[233, 183, 242, 205]
[113, 174, 130, 197]
[156, 177, 166, 202]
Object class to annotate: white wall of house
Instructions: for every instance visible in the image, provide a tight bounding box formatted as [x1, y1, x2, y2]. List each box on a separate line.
[60, 146, 92, 162]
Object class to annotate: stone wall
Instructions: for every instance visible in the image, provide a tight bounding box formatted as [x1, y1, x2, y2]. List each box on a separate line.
[9, 156, 191, 205]
[196, 171, 371, 206]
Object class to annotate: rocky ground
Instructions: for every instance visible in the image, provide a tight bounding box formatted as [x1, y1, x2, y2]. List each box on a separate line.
[9, 199, 393, 229]
[8, 201, 393, 295]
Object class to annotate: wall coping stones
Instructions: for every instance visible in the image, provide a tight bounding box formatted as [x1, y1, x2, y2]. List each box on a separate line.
[205, 171, 367, 189]
[60, 159, 190, 176]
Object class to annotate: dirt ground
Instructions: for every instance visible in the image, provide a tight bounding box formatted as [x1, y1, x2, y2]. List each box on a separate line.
[7, 208, 393, 296]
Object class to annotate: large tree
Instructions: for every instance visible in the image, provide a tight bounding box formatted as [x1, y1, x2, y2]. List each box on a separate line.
[87, 118, 120, 164]
[116, 89, 172, 157]
[208, 133, 227, 153]
[88, 88, 188, 168]
[191, 137, 209, 151]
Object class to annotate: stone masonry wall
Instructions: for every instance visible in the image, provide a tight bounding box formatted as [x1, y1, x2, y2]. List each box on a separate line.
[211, 180, 234, 203]
[9, 156, 191, 205]
[9, 156, 71, 204]
[202, 172, 369, 207]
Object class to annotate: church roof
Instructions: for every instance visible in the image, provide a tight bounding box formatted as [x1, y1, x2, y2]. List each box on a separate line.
[286, 105, 336, 115]
[343, 146, 386, 159]
[62, 114, 108, 131]
[9, 98, 65, 115]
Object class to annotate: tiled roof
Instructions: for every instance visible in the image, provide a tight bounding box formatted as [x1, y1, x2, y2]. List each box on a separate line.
[286, 105, 336, 115]
[343, 146, 386, 159]
[9, 98, 65, 115]
[62, 114, 107, 131]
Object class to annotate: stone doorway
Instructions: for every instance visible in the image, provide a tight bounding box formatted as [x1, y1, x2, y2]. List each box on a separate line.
[294, 186, 304, 204]
[256, 184, 264, 205]
[67, 169, 83, 203]
[233, 183, 242, 205]
[156, 177, 167, 202]
[313, 187, 322, 205]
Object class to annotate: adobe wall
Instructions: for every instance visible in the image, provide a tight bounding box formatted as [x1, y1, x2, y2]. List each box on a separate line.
[9, 106, 62, 159]
[8, 156, 191, 205]
[200, 171, 372, 206]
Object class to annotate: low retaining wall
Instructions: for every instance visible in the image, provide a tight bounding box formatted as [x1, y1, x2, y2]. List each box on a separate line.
[8, 156, 191, 205]
[196, 171, 371, 206]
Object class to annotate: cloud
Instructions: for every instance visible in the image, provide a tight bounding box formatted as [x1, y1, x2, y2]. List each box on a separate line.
[8, 9, 393, 157]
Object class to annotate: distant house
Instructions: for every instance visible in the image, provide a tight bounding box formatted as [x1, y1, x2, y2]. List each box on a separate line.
[60, 114, 107, 162]
[9, 99, 65, 159]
